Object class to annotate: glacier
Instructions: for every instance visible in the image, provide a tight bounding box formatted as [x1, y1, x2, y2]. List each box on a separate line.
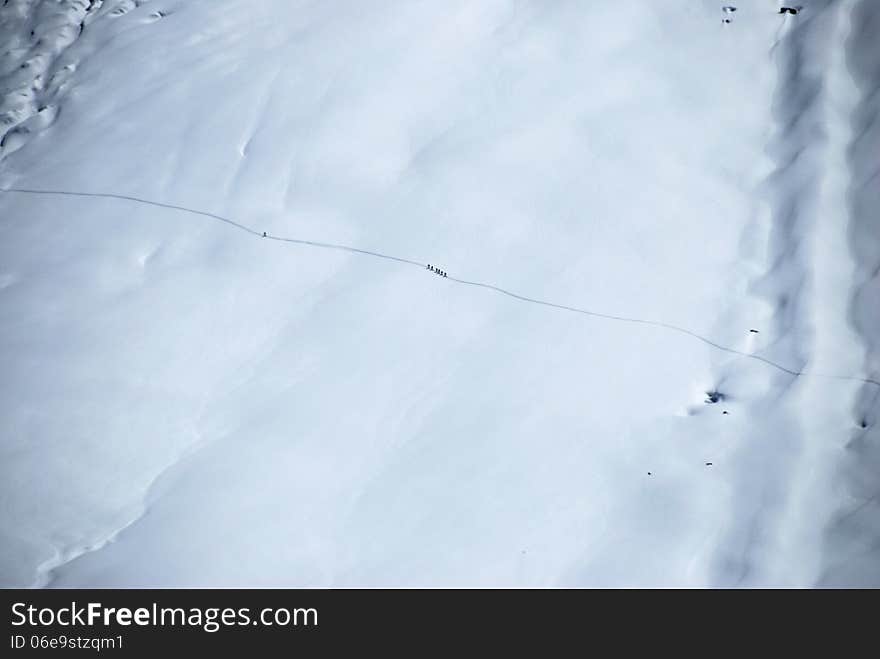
[0, 0, 877, 587]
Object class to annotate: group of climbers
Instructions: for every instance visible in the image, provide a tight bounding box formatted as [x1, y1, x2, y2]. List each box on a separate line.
[427, 264, 447, 278]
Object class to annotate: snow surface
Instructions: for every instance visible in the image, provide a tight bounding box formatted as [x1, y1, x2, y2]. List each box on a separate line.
[0, 0, 877, 587]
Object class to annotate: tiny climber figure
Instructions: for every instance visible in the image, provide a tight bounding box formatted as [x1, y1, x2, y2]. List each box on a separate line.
[722, 5, 736, 23]
[262, 231, 267, 237]
[779, 6, 800, 15]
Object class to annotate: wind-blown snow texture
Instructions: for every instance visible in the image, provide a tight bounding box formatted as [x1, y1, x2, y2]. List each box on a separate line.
[0, 0, 877, 587]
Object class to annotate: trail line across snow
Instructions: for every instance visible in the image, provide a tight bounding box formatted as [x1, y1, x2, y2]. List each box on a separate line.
[3, 186, 878, 390]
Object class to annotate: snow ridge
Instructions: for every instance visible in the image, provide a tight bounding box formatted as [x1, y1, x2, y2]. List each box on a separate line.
[818, 0, 880, 586]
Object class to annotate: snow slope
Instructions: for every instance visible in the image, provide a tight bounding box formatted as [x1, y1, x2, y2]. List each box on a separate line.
[0, 0, 876, 587]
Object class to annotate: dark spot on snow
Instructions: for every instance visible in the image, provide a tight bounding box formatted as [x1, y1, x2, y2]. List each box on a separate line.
[749, 329, 759, 333]
[705, 390, 725, 404]
[705, 462, 713, 466]
[722, 410, 729, 415]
